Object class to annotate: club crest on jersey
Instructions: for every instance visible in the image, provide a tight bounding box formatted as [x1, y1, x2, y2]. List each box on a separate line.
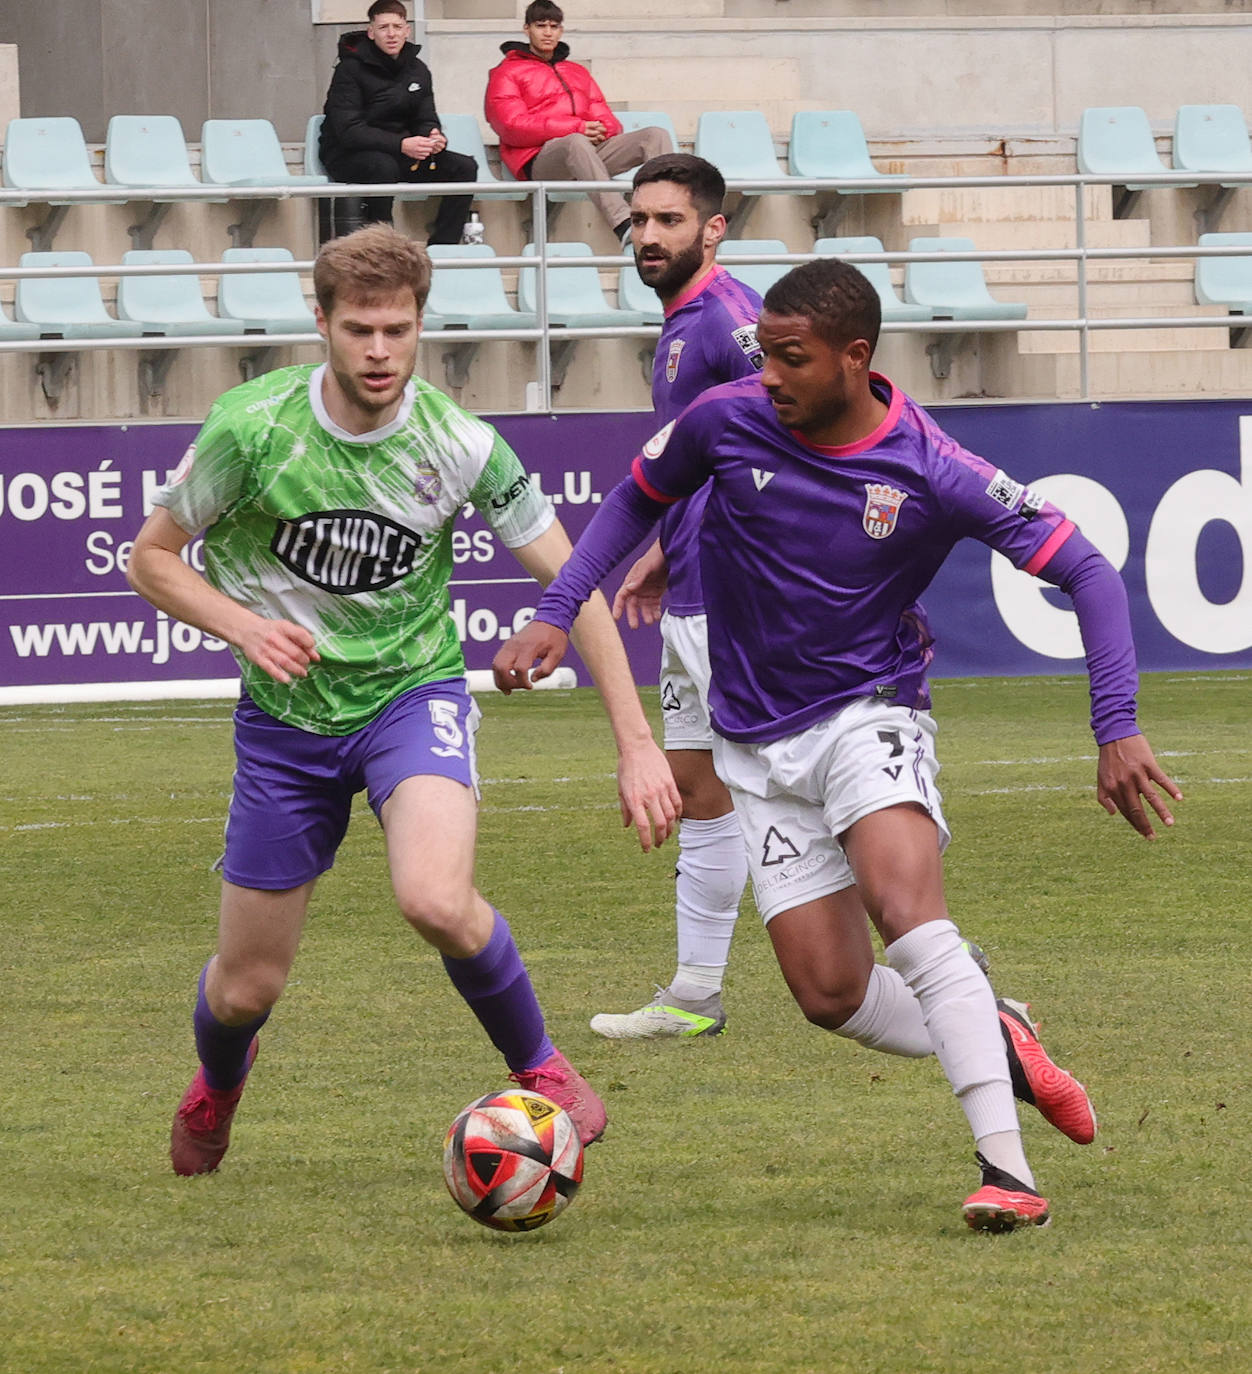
[665, 338, 686, 384]
[413, 467, 441, 503]
[168, 444, 196, 486]
[862, 483, 908, 539]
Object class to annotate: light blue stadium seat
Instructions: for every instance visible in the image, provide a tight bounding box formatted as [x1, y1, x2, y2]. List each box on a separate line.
[425, 245, 537, 329]
[1173, 104, 1252, 175]
[439, 113, 526, 201]
[788, 111, 905, 190]
[518, 242, 646, 327]
[304, 114, 327, 177]
[814, 237, 933, 322]
[695, 111, 787, 184]
[201, 119, 329, 187]
[1194, 231, 1252, 319]
[1172, 105, 1252, 233]
[616, 262, 664, 324]
[715, 238, 792, 297]
[612, 111, 681, 183]
[2, 116, 110, 197]
[217, 248, 317, 333]
[1076, 107, 1167, 185]
[116, 250, 244, 335]
[14, 251, 145, 338]
[0, 302, 40, 341]
[903, 237, 1028, 320]
[105, 115, 202, 189]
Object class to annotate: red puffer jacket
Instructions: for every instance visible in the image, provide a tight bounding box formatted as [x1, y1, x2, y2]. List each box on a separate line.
[484, 42, 623, 177]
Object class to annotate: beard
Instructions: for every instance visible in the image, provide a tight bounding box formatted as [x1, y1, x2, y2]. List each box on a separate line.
[635, 234, 707, 299]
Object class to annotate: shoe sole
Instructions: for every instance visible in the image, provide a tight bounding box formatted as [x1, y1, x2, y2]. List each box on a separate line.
[963, 1204, 1051, 1233]
[1000, 1003, 1097, 1145]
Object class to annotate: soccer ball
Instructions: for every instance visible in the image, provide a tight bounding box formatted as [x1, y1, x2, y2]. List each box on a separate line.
[442, 1089, 583, 1232]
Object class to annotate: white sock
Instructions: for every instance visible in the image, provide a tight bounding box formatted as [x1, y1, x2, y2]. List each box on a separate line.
[671, 962, 724, 999]
[886, 918, 1026, 1162]
[670, 813, 748, 996]
[974, 1127, 1035, 1190]
[835, 963, 934, 1057]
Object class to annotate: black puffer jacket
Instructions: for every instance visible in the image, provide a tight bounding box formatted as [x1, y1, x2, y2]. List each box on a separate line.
[320, 30, 442, 163]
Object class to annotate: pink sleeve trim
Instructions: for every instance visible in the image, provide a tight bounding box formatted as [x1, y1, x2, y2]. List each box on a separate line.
[631, 455, 679, 503]
[1023, 519, 1076, 576]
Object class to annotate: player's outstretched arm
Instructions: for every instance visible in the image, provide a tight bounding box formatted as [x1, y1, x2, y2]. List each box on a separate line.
[1096, 733, 1183, 840]
[504, 522, 680, 852]
[612, 539, 668, 629]
[127, 507, 319, 685]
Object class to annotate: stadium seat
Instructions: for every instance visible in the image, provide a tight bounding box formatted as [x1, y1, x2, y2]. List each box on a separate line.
[105, 115, 201, 190]
[519, 241, 646, 388]
[14, 251, 146, 338]
[2, 116, 124, 249]
[439, 113, 526, 201]
[425, 244, 538, 387]
[0, 302, 40, 341]
[903, 238, 1028, 320]
[694, 111, 803, 237]
[612, 111, 681, 182]
[202, 119, 328, 246]
[1194, 230, 1252, 344]
[1173, 104, 1252, 233]
[116, 250, 243, 336]
[304, 114, 327, 177]
[814, 237, 933, 322]
[1075, 106, 1177, 220]
[789, 111, 906, 187]
[216, 247, 317, 333]
[616, 262, 664, 324]
[715, 238, 792, 297]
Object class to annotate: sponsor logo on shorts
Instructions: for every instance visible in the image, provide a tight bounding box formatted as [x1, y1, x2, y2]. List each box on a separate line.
[754, 851, 829, 893]
[271, 508, 423, 594]
[863, 483, 908, 539]
[665, 339, 686, 384]
[761, 825, 801, 866]
[731, 324, 764, 370]
[985, 469, 1026, 509]
[661, 681, 682, 712]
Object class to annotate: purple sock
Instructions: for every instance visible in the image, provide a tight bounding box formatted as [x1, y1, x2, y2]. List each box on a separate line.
[193, 962, 269, 1091]
[442, 910, 554, 1072]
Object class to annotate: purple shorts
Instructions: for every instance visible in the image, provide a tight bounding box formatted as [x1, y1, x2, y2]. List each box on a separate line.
[220, 678, 481, 890]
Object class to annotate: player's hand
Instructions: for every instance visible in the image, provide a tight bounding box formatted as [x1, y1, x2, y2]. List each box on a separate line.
[1096, 733, 1183, 839]
[493, 620, 569, 693]
[612, 540, 668, 629]
[239, 618, 320, 685]
[616, 736, 681, 852]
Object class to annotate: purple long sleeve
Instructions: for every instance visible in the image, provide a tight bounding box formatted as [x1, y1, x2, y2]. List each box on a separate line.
[1037, 530, 1140, 744]
[533, 475, 670, 633]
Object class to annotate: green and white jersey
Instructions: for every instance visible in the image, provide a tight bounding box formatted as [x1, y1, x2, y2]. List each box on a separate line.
[155, 364, 554, 735]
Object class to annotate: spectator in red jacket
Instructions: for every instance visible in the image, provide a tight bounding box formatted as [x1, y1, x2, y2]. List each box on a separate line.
[485, 0, 673, 247]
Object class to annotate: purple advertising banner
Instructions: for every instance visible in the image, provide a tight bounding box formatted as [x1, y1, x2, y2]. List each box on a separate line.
[1, 398, 1249, 702]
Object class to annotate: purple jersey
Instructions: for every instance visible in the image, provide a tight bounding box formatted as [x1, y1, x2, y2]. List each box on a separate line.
[653, 265, 763, 617]
[537, 373, 1139, 746]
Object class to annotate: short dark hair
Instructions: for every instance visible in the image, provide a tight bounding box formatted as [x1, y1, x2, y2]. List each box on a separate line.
[524, 1, 563, 24]
[367, 0, 407, 20]
[762, 259, 881, 355]
[631, 153, 725, 222]
[314, 223, 432, 316]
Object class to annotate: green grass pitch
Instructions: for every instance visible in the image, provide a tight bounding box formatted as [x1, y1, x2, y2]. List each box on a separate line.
[1, 671, 1248, 1373]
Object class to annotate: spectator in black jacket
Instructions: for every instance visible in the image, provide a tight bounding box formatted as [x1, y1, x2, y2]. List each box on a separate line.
[320, 0, 477, 242]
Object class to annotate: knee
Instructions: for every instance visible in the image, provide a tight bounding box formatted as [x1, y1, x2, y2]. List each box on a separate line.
[642, 125, 673, 156]
[397, 887, 478, 953]
[791, 976, 870, 1032]
[213, 965, 284, 1022]
[445, 151, 478, 181]
[335, 151, 397, 184]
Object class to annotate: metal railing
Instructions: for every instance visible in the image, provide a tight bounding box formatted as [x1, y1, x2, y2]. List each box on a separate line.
[2, 169, 1251, 409]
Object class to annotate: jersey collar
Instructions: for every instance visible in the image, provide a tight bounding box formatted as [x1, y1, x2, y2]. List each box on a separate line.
[663, 263, 723, 318]
[788, 373, 902, 456]
[307, 363, 417, 444]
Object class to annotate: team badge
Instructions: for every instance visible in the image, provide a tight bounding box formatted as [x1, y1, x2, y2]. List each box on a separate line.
[862, 483, 908, 539]
[665, 338, 686, 384]
[413, 467, 442, 503]
[641, 420, 676, 460]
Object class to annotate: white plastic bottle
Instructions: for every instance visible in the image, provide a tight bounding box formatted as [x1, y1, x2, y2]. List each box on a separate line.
[461, 212, 485, 246]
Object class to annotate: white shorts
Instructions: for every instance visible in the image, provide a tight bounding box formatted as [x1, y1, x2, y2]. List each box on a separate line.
[712, 698, 951, 924]
[658, 611, 715, 751]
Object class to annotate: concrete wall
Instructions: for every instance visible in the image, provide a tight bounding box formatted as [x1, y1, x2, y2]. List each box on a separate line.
[0, 43, 18, 137]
